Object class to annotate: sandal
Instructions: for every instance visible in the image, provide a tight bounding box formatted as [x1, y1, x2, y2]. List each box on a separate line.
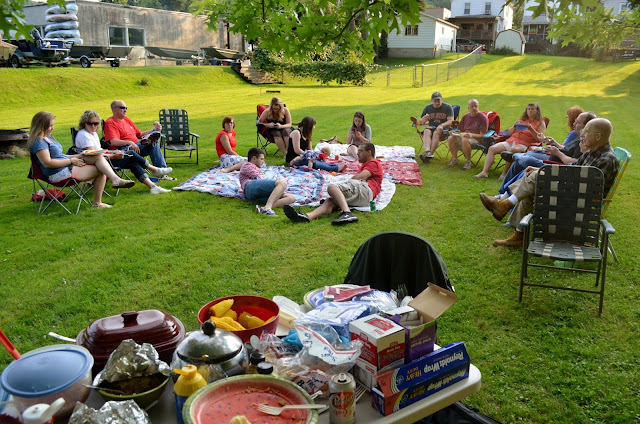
[92, 203, 112, 209]
[113, 179, 135, 189]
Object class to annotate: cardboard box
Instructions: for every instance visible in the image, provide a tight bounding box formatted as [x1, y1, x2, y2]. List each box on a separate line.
[375, 342, 469, 396]
[353, 360, 378, 390]
[350, 315, 405, 371]
[383, 284, 458, 363]
[370, 362, 470, 416]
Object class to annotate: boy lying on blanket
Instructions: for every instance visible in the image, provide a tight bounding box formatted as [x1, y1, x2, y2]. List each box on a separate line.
[289, 146, 346, 173]
[284, 143, 382, 225]
[239, 147, 295, 216]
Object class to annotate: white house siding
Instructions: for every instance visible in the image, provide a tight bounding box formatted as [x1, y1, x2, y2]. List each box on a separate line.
[388, 15, 457, 58]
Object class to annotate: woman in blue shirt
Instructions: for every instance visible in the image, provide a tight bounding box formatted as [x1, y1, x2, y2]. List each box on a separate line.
[28, 111, 135, 208]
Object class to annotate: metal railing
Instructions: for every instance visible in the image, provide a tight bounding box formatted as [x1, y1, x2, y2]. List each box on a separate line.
[366, 47, 483, 88]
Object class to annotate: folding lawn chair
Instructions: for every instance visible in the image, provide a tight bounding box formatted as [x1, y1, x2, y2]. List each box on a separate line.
[412, 105, 460, 158]
[256, 104, 287, 156]
[28, 153, 90, 215]
[159, 109, 199, 165]
[601, 147, 631, 261]
[469, 111, 501, 166]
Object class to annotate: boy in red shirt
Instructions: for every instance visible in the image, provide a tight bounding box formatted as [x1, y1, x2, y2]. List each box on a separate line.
[284, 143, 383, 225]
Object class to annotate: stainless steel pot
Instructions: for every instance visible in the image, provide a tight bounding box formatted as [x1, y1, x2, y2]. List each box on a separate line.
[170, 321, 248, 383]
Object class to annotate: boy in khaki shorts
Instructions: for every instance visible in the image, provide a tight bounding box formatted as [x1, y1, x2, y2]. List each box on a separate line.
[284, 143, 383, 225]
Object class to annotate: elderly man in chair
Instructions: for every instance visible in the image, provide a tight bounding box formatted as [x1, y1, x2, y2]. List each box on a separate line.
[104, 100, 173, 178]
[479, 118, 619, 248]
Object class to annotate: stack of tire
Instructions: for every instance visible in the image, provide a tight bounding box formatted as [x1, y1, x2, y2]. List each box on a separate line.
[44, 2, 82, 45]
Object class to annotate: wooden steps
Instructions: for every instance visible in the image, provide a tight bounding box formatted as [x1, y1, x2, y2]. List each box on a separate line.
[232, 60, 280, 85]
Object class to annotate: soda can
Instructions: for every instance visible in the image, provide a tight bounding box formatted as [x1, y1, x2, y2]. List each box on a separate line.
[329, 372, 356, 424]
[370, 200, 376, 211]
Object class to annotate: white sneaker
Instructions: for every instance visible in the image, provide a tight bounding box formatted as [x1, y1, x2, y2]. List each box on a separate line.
[150, 186, 171, 194]
[152, 167, 173, 177]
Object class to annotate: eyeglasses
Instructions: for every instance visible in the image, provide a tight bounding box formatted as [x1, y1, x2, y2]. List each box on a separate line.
[117, 106, 128, 110]
[87, 122, 100, 126]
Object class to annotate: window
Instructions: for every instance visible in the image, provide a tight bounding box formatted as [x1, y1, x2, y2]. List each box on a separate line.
[128, 28, 145, 46]
[619, 2, 630, 13]
[109, 27, 146, 46]
[464, 2, 470, 14]
[404, 25, 418, 36]
[485, 2, 491, 15]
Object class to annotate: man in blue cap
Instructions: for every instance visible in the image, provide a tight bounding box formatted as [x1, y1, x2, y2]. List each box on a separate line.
[417, 91, 454, 163]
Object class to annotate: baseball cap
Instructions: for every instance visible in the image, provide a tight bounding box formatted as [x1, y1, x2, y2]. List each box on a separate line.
[431, 92, 443, 100]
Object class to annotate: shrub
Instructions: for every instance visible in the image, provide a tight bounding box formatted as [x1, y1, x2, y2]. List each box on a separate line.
[489, 47, 518, 56]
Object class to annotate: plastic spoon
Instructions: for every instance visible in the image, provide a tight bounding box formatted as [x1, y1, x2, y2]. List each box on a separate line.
[0, 327, 21, 359]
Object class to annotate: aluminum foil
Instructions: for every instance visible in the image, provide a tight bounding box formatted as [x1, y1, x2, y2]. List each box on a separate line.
[68, 400, 150, 424]
[93, 339, 171, 385]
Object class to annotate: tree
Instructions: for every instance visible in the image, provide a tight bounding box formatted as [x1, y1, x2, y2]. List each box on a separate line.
[101, 0, 194, 13]
[0, 0, 57, 41]
[194, 0, 423, 61]
[549, 5, 640, 60]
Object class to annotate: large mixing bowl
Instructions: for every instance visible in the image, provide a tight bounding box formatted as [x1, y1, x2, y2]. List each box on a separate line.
[0, 344, 93, 418]
[197, 295, 279, 342]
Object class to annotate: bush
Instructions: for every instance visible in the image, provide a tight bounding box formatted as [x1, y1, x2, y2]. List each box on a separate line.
[489, 47, 518, 56]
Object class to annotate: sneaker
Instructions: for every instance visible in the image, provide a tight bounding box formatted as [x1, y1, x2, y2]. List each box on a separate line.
[419, 152, 432, 163]
[448, 158, 458, 167]
[152, 167, 173, 177]
[150, 186, 171, 194]
[462, 160, 472, 170]
[479, 192, 512, 221]
[424, 150, 435, 159]
[255, 205, 277, 216]
[493, 230, 524, 248]
[500, 151, 514, 162]
[283, 205, 310, 223]
[113, 179, 135, 189]
[331, 211, 358, 225]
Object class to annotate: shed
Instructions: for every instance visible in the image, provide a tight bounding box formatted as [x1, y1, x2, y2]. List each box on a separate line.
[494, 29, 526, 54]
[387, 11, 458, 59]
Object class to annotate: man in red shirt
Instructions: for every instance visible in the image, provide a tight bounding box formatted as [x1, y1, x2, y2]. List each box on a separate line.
[284, 143, 383, 225]
[103, 100, 171, 172]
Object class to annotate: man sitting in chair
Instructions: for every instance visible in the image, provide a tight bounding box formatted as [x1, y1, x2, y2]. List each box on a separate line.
[104, 100, 173, 176]
[447, 98, 488, 170]
[479, 118, 619, 248]
[417, 91, 454, 163]
[284, 143, 383, 226]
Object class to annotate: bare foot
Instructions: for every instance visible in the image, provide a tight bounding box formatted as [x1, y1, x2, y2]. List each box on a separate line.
[474, 172, 488, 178]
[92, 203, 112, 209]
[220, 168, 230, 173]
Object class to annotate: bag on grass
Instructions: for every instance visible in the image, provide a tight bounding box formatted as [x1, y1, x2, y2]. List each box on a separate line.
[32, 189, 66, 202]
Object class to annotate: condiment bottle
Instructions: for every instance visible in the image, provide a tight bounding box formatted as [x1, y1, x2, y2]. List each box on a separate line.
[246, 351, 266, 374]
[174, 365, 206, 424]
[257, 361, 274, 375]
[22, 398, 65, 424]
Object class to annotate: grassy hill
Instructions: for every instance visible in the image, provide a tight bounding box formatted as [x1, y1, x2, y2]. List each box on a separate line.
[1, 54, 639, 423]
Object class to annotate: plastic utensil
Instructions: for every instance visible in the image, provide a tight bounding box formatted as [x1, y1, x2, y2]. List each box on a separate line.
[257, 404, 327, 415]
[0, 328, 21, 359]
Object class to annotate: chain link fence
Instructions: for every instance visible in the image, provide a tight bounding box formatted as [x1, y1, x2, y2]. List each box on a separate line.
[366, 47, 483, 88]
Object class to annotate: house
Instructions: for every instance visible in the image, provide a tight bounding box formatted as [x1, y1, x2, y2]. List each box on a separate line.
[449, 0, 514, 49]
[387, 10, 458, 58]
[495, 29, 526, 54]
[20, 0, 245, 66]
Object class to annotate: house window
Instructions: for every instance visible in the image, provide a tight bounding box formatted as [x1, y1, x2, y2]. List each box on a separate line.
[619, 2, 630, 13]
[464, 2, 470, 14]
[109, 27, 146, 46]
[405, 25, 418, 36]
[485, 2, 491, 15]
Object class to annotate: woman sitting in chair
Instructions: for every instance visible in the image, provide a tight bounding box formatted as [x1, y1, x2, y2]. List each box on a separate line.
[75, 110, 171, 195]
[258, 97, 292, 156]
[215, 115, 247, 173]
[28, 111, 135, 209]
[474, 103, 546, 179]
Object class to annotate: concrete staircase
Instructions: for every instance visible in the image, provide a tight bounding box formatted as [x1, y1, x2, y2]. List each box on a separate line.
[232, 60, 280, 85]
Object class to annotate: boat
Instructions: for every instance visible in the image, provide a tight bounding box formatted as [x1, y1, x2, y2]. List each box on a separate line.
[201, 46, 245, 60]
[145, 46, 201, 60]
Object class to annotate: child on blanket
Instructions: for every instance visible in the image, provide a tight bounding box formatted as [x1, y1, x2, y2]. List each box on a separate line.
[239, 147, 296, 217]
[290, 146, 346, 172]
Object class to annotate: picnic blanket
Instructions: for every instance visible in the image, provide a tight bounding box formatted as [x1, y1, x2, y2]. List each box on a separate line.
[174, 165, 396, 211]
[316, 143, 422, 186]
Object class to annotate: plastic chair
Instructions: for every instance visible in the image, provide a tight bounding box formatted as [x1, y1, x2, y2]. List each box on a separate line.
[518, 165, 614, 315]
[159, 109, 199, 164]
[28, 153, 90, 215]
[343, 231, 454, 297]
[601, 147, 631, 261]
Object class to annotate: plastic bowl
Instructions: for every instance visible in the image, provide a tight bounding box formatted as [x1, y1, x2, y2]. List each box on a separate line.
[97, 374, 169, 409]
[198, 295, 280, 342]
[0, 345, 93, 418]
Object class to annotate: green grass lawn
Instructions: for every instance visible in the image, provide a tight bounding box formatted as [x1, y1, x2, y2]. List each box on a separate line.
[1, 54, 639, 423]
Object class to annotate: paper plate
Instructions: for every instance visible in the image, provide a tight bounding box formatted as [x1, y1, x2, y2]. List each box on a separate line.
[82, 149, 104, 156]
[184, 375, 318, 424]
[303, 284, 359, 310]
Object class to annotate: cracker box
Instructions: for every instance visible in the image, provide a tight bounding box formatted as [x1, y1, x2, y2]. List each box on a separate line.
[375, 342, 469, 396]
[349, 315, 405, 371]
[384, 284, 458, 363]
